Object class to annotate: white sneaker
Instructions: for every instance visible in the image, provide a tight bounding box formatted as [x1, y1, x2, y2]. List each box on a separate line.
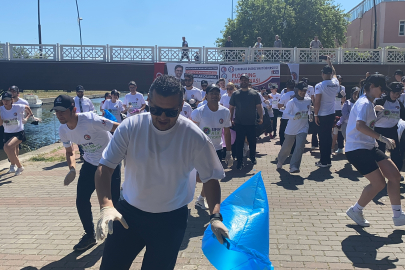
[335, 148, 344, 154]
[276, 162, 283, 169]
[393, 212, 405, 226]
[346, 206, 370, 227]
[289, 167, 300, 173]
[195, 198, 209, 210]
[15, 167, 24, 176]
[7, 165, 17, 173]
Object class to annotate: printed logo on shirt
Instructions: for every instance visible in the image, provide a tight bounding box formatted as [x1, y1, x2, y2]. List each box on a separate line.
[369, 120, 376, 129]
[84, 134, 91, 140]
[101, 120, 106, 125]
[203, 127, 211, 135]
[219, 118, 224, 124]
[56, 97, 62, 102]
[384, 110, 391, 116]
[13, 112, 17, 116]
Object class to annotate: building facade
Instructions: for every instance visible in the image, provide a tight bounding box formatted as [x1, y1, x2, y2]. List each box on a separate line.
[345, 0, 405, 48]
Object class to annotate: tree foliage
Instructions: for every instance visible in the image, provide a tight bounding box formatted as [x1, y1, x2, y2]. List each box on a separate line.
[216, 0, 349, 48]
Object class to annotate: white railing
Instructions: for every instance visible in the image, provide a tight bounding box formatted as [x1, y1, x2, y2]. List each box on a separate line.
[0, 43, 404, 64]
[60, 45, 106, 61]
[110, 45, 155, 62]
[158, 47, 202, 63]
[9, 44, 57, 61]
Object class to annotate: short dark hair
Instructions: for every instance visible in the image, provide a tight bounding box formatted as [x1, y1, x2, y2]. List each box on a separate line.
[286, 79, 296, 89]
[219, 78, 226, 83]
[149, 75, 183, 105]
[184, 73, 193, 80]
[128, 81, 137, 86]
[111, 89, 120, 98]
[104, 92, 110, 99]
[175, 65, 183, 71]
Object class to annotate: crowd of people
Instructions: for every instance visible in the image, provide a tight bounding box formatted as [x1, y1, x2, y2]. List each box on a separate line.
[1, 60, 405, 269]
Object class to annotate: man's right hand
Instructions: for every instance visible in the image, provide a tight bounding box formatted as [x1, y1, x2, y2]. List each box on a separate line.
[96, 206, 129, 241]
[64, 168, 76, 186]
[315, 116, 320, 126]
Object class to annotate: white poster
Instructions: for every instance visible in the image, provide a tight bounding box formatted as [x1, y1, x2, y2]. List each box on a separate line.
[287, 63, 300, 83]
[219, 64, 280, 90]
[166, 63, 220, 88]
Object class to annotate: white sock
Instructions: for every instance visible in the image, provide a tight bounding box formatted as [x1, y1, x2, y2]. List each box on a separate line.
[353, 202, 364, 212]
[392, 205, 402, 218]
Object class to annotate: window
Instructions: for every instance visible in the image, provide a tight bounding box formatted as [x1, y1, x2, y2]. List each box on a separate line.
[400, 21, 405, 36]
[360, 30, 364, 45]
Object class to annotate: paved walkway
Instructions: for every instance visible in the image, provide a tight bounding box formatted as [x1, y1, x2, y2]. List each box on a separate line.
[1, 134, 405, 270]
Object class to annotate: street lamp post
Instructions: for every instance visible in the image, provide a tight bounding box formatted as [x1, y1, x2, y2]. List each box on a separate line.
[75, 0, 83, 46]
[373, 0, 377, 49]
[38, 0, 43, 57]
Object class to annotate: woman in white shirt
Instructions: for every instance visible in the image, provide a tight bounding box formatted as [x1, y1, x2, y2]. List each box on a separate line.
[100, 92, 111, 116]
[0, 92, 35, 176]
[276, 82, 312, 173]
[102, 90, 124, 123]
[345, 74, 405, 227]
[270, 86, 281, 138]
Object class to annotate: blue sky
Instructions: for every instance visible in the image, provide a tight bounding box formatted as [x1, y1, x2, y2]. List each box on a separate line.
[1, 0, 357, 47]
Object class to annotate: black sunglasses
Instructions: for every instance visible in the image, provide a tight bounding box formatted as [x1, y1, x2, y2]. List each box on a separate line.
[149, 106, 180, 117]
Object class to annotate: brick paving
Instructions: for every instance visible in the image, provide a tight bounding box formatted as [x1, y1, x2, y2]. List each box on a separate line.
[1, 134, 405, 269]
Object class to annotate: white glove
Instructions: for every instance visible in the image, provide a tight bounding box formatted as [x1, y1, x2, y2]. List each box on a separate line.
[224, 151, 233, 168]
[96, 206, 129, 241]
[378, 135, 396, 150]
[340, 90, 346, 97]
[210, 219, 230, 245]
[64, 168, 76, 186]
[375, 105, 384, 112]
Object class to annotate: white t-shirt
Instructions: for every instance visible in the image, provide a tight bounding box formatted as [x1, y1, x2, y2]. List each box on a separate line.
[102, 99, 124, 123]
[14, 98, 29, 106]
[280, 89, 286, 96]
[270, 93, 281, 108]
[59, 112, 114, 166]
[305, 85, 315, 99]
[398, 119, 405, 141]
[334, 85, 346, 111]
[184, 87, 203, 102]
[345, 95, 377, 152]
[124, 93, 146, 116]
[374, 99, 401, 128]
[284, 97, 312, 135]
[180, 102, 192, 119]
[220, 94, 231, 109]
[399, 94, 405, 106]
[197, 100, 208, 108]
[201, 91, 206, 100]
[279, 91, 295, 117]
[74, 96, 95, 113]
[0, 104, 26, 133]
[315, 78, 340, 116]
[220, 88, 227, 97]
[191, 105, 231, 150]
[100, 113, 225, 213]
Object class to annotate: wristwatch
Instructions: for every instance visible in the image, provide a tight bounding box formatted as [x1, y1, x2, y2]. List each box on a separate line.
[210, 213, 223, 221]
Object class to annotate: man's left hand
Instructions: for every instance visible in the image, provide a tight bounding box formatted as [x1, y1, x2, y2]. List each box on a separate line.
[257, 118, 263, 125]
[210, 219, 230, 245]
[224, 151, 233, 168]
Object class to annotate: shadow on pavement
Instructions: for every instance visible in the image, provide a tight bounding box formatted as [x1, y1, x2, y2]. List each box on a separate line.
[180, 207, 210, 250]
[21, 242, 104, 270]
[42, 161, 68, 170]
[335, 163, 361, 182]
[273, 168, 305, 190]
[342, 225, 405, 270]
[306, 167, 334, 182]
[372, 183, 405, 206]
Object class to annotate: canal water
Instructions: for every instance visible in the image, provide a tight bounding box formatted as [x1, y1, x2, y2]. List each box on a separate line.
[0, 95, 138, 161]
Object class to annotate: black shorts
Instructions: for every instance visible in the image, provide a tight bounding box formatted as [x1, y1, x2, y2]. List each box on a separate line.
[216, 149, 224, 160]
[345, 147, 388, 175]
[3, 130, 26, 144]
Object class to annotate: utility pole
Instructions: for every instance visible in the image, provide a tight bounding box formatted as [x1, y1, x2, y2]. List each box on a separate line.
[373, 0, 377, 49]
[232, 0, 233, 20]
[38, 0, 42, 56]
[75, 0, 83, 46]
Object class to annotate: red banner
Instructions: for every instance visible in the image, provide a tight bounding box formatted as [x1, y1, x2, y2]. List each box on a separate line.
[154, 62, 165, 80]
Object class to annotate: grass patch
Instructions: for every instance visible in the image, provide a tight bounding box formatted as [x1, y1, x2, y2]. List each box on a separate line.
[29, 153, 66, 162]
[22, 90, 117, 99]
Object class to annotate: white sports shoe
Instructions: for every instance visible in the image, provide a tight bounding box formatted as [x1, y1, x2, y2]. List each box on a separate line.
[289, 167, 300, 173]
[346, 206, 370, 227]
[7, 165, 17, 174]
[195, 198, 209, 210]
[393, 212, 405, 226]
[15, 167, 24, 176]
[335, 148, 344, 154]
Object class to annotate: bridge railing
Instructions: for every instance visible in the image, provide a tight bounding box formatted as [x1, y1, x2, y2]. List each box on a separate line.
[0, 43, 404, 65]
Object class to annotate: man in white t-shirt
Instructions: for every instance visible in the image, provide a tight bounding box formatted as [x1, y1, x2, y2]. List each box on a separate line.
[334, 75, 346, 154]
[53, 95, 121, 252]
[218, 78, 227, 96]
[95, 75, 229, 269]
[180, 99, 193, 119]
[8, 85, 29, 106]
[278, 79, 296, 146]
[314, 56, 340, 167]
[123, 81, 146, 117]
[191, 84, 233, 210]
[184, 73, 203, 108]
[201, 80, 208, 99]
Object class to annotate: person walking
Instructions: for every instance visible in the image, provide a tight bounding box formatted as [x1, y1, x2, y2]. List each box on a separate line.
[94, 75, 229, 269]
[310, 36, 323, 49]
[274, 35, 282, 48]
[278, 79, 296, 146]
[314, 56, 340, 167]
[345, 74, 405, 227]
[8, 85, 29, 106]
[54, 95, 121, 251]
[336, 88, 360, 141]
[334, 75, 346, 154]
[100, 92, 111, 116]
[184, 73, 203, 108]
[102, 90, 124, 123]
[123, 81, 146, 117]
[270, 86, 281, 138]
[229, 74, 263, 169]
[277, 81, 312, 173]
[180, 36, 190, 61]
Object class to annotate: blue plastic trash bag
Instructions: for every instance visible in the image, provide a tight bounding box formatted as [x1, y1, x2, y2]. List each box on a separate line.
[103, 110, 118, 122]
[202, 172, 273, 270]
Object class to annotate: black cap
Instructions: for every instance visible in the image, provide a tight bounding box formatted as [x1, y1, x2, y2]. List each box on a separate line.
[76, 85, 85, 92]
[337, 75, 342, 80]
[366, 74, 390, 92]
[394, 70, 404, 76]
[271, 85, 277, 89]
[240, 74, 249, 80]
[8, 85, 19, 92]
[321, 65, 333, 74]
[51, 95, 75, 112]
[205, 84, 221, 94]
[1, 92, 13, 100]
[296, 81, 308, 91]
[201, 80, 208, 86]
[389, 82, 404, 93]
[301, 77, 309, 84]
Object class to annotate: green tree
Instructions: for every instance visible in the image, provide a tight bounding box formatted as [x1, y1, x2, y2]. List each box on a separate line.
[216, 0, 349, 48]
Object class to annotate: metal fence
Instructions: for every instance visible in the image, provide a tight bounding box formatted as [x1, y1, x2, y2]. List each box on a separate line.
[0, 43, 404, 65]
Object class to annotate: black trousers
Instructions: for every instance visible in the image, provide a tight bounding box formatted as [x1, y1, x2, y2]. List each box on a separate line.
[312, 133, 319, 147]
[271, 109, 280, 135]
[279, 118, 289, 146]
[318, 114, 335, 165]
[335, 110, 344, 149]
[76, 160, 121, 236]
[375, 126, 402, 171]
[100, 200, 188, 270]
[235, 124, 256, 161]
